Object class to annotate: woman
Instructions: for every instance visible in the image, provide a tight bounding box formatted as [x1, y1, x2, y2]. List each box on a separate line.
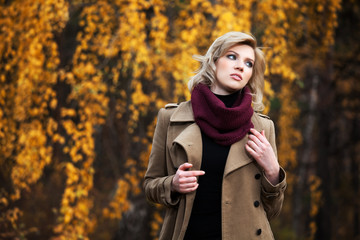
[144, 32, 287, 240]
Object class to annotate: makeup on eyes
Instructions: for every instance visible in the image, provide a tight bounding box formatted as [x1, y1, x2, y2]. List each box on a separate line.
[225, 51, 254, 68]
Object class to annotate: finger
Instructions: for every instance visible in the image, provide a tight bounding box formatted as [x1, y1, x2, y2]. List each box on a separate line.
[179, 176, 198, 184]
[178, 163, 193, 171]
[247, 139, 261, 153]
[248, 134, 262, 146]
[180, 182, 198, 189]
[261, 130, 266, 137]
[250, 128, 267, 143]
[249, 128, 259, 135]
[245, 144, 258, 158]
[182, 184, 199, 193]
[180, 170, 205, 178]
[188, 170, 205, 176]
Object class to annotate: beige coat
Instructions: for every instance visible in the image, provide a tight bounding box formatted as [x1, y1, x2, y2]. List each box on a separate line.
[144, 101, 287, 240]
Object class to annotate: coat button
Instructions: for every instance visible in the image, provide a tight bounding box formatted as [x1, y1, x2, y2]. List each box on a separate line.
[254, 201, 260, 207]
[255, 173, 261, 179]
[256, 228, 262, 235]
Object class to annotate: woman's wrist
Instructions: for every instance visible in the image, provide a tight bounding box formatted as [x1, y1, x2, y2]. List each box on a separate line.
[264, 165, 280, 185]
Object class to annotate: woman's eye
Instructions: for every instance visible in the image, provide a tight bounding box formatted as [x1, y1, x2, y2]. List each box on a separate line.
[227, 54, 236, 60]
[245, 61, 253, 68]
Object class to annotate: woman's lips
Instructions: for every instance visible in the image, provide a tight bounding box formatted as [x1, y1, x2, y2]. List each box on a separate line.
[230, 74, 242, 81]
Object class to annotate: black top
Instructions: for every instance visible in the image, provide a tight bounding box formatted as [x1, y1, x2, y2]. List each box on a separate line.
[214, 90, 241, 108]
[184, 91, 239, 240]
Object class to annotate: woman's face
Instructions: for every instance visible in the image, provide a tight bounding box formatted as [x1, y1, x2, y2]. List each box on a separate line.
[212, 44, 255, 95]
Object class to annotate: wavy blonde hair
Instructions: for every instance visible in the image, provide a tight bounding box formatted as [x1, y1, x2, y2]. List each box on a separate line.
[188, 31, 266, 112]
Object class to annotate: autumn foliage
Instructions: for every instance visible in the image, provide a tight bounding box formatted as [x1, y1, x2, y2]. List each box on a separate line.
[1, 0, 359, 240]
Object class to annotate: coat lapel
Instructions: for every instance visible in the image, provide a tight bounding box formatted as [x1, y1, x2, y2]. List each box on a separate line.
[224, 137, 252, 176]
[169, 101, 202, 171]
[224, 113, 264, 177]
[172, 123, 202, 171]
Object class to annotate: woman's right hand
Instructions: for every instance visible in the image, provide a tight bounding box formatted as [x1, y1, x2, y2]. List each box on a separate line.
[171, 163, 205, 194]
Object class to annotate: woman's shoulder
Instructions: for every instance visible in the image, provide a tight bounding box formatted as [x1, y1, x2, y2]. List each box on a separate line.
[160, 101, 193, 123]
[254, 112, 271, 120]
[164, 103, 179, 109]
[164, 100, 191, 109]
[159, 100, 191, 116]
[253, 111, 274, 130]
[158, 103, 179, 121]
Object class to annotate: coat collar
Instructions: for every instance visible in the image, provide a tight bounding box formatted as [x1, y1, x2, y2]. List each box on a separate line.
[170, 101, 194, 123]
[170, 101, 265, 176]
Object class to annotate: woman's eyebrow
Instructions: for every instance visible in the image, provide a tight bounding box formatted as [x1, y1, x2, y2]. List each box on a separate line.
[227, 50, 239, 56]
[227, 50, 254, 62]
[246, 57, 255, 63]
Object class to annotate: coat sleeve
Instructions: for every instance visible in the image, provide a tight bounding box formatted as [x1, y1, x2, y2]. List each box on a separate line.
[143, 108, 181, 208]
[260, 119, 287, 220]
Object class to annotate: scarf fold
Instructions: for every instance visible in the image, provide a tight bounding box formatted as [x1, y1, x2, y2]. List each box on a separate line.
[191, 84, 254, 146]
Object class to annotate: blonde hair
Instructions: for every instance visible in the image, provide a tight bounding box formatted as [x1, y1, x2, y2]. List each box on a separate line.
[188, 31, 266, 112]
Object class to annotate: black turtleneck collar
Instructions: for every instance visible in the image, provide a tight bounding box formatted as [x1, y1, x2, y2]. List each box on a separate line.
[214, 90, 241, 108]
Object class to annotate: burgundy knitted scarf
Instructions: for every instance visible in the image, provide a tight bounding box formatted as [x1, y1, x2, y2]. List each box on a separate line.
[191, 83, 254, 146]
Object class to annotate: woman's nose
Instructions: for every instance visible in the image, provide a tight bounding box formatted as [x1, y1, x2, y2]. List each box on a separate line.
[234, 61, 244, 71]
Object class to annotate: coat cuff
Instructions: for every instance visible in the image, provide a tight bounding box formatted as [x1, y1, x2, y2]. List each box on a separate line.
[163, 175, 181, 206]
[261, 167, 287, 196]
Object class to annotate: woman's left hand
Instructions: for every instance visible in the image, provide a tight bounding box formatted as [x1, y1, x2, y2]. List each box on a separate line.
[245, 128, 280, 185]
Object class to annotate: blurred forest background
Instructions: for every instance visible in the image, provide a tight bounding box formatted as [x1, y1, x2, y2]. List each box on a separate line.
[0, 0, 359, 239]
